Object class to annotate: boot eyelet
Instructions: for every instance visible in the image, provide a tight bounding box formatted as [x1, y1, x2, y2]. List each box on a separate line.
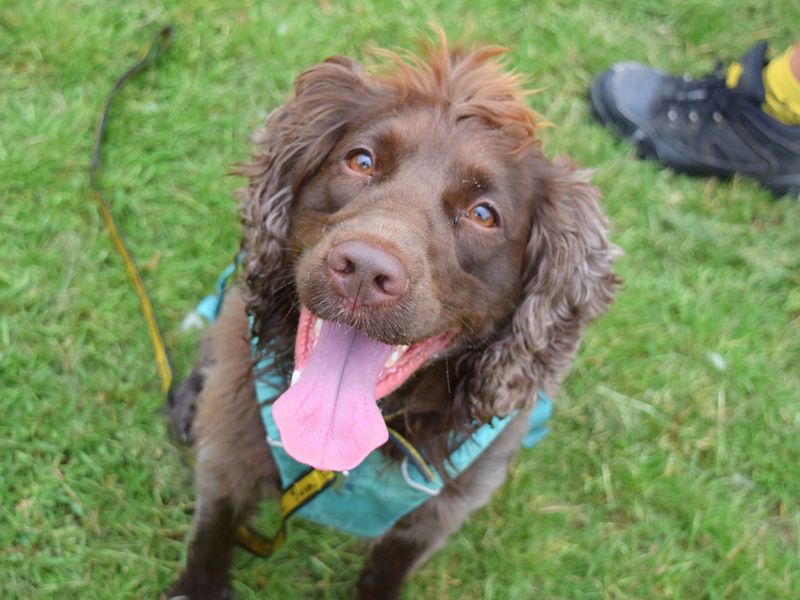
[667, 109, 679, 124]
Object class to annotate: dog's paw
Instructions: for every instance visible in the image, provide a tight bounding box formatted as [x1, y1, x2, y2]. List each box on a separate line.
[166, 574, 232, 600]
[356, 569, 402, 600]
[166, 370, 204, 445]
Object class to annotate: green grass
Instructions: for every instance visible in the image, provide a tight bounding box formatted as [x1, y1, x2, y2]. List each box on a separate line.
[2, 1, 799, 598]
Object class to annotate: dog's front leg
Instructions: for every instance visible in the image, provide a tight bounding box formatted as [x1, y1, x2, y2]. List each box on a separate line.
[167, 290, 281, 599]
[168, 494, 239, 600]
[356, 482, 507, 599]
[356, 524, 439, 600]
[356, 473, 502, 599]
[356, 411, 531, 599]
[167, 414, 275, 599]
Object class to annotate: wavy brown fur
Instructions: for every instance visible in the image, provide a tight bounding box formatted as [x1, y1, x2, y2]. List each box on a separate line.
[458, 157, 620, 422]
[170, 31, 618, 599]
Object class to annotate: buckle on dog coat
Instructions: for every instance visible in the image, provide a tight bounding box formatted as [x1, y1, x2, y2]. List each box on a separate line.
[196, 263, 552, 540]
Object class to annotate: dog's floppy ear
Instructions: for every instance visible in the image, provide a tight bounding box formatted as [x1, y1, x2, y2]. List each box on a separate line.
[460, 156, 619, 421]
[238, 57, 381, 353]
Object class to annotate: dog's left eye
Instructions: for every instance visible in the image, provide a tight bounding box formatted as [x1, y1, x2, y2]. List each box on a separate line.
[466, 203, 499, 228]
[347, 151, 375, 176]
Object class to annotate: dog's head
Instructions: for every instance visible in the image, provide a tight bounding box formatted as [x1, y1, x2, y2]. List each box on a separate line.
[239, 33, 618, 470]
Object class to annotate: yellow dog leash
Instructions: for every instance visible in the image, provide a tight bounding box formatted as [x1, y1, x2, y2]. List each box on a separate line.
[89, 25, 302, 558]
[89, 25, 175, 396]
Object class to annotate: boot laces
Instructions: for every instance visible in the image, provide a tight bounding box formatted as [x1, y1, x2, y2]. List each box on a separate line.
[666, 63, 729, 124]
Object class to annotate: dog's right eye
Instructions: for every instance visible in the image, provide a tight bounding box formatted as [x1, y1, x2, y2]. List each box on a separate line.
[346, 150, 375, 176]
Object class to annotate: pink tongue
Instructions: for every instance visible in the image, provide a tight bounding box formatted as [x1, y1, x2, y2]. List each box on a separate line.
[272, 320, 392, 471]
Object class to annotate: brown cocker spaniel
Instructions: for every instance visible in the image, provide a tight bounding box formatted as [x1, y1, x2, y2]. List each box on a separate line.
[168, 32, 618, 600]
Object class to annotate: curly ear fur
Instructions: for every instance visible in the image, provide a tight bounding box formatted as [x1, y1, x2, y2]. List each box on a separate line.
[238, 57, 385, 364]
[461, 156, 619, 420]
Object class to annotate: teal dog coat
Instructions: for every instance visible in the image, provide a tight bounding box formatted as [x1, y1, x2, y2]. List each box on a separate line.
[195, 265, 552, 538]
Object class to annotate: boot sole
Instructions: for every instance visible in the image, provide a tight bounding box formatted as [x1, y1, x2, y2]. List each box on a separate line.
[755, 174, 800, 200]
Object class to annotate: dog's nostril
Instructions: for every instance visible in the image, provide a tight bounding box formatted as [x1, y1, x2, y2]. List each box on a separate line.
[375, 271, 407, 298]
[329, 251, 355, 275]
[339, 259, 355, 275]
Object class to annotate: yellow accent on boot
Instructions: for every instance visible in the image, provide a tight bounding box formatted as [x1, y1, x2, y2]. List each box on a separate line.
[726, 62, 743, 88]
[762, 44, 800, 125]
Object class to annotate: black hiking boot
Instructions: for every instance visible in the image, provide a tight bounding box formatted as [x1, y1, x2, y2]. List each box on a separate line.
[590, 41, 800, 199]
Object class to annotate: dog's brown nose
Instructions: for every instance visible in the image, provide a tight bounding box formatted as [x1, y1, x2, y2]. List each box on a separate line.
[327, 240, 409, 307]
